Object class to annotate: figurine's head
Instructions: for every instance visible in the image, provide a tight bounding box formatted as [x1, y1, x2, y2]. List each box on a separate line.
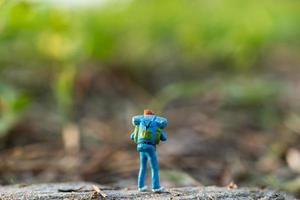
[144, 109, 154, 115]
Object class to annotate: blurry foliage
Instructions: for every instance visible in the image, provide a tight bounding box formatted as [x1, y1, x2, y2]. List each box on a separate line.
[53, 65, 76, 122]
[0, 0, 298, 131]
[0, 83, 29, 137]
[0, 0, 299, 69]
[222, 78, 281, 107]
[221, 78, 283, 129]
[149, 81, 208, 111]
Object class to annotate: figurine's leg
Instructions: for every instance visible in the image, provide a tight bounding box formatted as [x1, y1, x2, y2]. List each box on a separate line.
[138, 152, 148, 189]
[148, 150, 160, 189]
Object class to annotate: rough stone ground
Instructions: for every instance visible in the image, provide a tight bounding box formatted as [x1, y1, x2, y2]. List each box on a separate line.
[0, 182, 296, 200]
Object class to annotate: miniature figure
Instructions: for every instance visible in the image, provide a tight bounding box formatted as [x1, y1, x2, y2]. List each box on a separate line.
[130, 109, 168, 192]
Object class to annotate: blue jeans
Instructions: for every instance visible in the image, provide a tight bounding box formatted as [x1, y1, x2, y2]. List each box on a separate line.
[138, 148, 160, 189]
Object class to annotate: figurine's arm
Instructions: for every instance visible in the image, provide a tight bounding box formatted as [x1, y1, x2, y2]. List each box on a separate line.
[130, 116, 140, 141]
[160, 131, 167, 141]
[156, 116, 168, 129]
[130, 132, 135, 140]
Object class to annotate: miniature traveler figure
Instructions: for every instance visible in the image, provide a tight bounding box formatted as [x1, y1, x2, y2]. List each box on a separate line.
[130, 109, 168, 192]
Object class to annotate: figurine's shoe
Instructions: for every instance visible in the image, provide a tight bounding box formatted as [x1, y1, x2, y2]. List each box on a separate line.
[138, 186, 148, 192]
[152, 187, 165, 193]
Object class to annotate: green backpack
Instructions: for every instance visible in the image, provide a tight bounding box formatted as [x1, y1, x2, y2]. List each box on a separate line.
[133, 125, 161, 145]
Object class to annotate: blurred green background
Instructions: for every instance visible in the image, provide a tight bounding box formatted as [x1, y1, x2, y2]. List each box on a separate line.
[1, 0, 300, 197]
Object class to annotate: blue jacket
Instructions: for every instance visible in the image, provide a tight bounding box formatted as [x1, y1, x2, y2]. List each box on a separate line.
[130, 114, 167, 145]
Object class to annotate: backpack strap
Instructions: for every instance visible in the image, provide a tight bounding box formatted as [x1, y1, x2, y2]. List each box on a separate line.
[144, 115, 156, 128]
